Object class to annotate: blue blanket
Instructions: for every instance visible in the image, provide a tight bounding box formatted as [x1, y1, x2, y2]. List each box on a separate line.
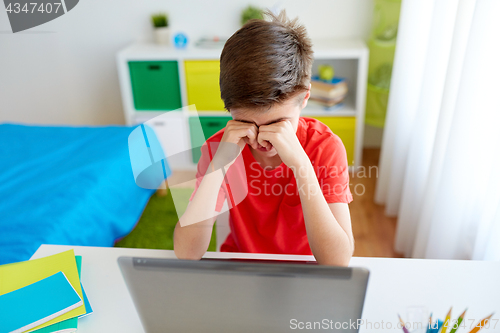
[0, 124, 155, 265]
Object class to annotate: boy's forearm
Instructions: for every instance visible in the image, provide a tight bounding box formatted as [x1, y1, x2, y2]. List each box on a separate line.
[174, 216, 215, 260]
[293, 159, 353, 266]
[179, 165, 226, 226]
[174, 163, 226, 259]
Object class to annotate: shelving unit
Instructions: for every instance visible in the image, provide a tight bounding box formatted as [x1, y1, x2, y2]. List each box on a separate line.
[117, 39, 368, 169]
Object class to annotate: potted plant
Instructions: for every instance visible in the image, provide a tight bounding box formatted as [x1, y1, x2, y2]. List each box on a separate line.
[241, 6, 263, 25]
[151, 13, 170, 45]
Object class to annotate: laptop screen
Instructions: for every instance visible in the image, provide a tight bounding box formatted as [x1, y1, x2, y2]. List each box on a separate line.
[118, 257, 369, 333]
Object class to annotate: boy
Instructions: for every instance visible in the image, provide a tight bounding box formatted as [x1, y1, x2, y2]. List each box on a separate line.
[174, 10, 354, 266]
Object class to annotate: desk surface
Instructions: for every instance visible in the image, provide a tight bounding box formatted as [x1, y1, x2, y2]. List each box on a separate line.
[31, 245, 500, 333]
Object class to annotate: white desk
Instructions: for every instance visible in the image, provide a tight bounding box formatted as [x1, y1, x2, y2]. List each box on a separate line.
[31, 245, 500, 332]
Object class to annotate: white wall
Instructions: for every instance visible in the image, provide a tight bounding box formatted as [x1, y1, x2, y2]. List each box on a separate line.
[0, 0, 374, 126]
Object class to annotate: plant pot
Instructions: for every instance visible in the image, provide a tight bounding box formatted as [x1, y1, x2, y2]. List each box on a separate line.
[154, 27, 170, 46]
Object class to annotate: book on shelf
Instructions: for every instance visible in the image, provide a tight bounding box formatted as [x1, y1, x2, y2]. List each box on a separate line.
[310, 76, 348, 107]
[307, 100, 345, 112]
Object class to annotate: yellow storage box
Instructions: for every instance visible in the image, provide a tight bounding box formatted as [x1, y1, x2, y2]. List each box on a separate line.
[310, 117, 356, 166]
[184, 60, 225, 111]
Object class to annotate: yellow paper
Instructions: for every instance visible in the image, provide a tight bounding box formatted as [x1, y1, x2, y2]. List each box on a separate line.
[0, 250, 86, 331]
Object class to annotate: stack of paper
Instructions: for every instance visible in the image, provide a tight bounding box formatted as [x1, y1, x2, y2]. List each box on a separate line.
[0, 250, 93, 333]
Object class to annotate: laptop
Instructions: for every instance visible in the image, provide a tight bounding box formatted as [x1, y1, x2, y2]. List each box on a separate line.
[118, 257, 369, 333]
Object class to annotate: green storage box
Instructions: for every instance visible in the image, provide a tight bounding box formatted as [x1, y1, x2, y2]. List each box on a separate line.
[129, 61, 182, 111]
[189, 116, 232, 163]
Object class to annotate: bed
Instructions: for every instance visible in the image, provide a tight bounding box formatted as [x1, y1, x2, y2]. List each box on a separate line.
[0, 124, 155, 265]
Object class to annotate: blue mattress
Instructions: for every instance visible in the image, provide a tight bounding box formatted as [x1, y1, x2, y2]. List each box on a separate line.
[0, 124, 155, 265]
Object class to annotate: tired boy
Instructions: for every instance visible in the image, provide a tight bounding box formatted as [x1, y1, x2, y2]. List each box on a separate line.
[174, 11, 354, 266]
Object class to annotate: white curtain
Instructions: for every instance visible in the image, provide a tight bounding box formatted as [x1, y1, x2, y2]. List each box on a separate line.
[375, 0, 500, 260]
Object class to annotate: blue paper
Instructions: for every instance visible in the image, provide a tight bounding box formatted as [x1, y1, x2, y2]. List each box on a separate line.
[0, 272, 82, 333]
[75, 256, 93, 317]
[312, 75, 346, 84]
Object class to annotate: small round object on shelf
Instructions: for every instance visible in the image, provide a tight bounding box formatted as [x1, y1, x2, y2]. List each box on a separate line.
[318, 64, 335, 81]
[174, 33, 188, 49]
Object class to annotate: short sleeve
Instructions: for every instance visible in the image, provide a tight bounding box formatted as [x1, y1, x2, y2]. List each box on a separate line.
[189, 142, 227, 212]
[312, 133, 353, 204]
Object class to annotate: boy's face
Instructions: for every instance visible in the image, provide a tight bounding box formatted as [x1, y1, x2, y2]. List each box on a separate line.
[230, 89, 310, 158]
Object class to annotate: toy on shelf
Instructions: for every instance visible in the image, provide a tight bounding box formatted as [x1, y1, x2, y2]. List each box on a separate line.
[174, 32, 188, 49]
[318, 64, 335, 81]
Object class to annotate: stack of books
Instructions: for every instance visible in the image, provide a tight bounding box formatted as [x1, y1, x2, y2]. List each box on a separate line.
[0, 250, 93, 333]
[310, 76, 348, 109]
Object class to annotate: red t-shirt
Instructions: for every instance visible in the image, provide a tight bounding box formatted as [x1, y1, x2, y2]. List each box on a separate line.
[190, 117, 353, 255]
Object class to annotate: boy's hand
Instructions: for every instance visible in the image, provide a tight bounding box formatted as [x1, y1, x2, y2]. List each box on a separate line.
[257, 120, 308, 168]
[220, 120, 259, 150]
[213, 120, 259, 169]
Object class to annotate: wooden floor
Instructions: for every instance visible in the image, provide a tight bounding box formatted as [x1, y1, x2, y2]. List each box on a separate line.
[350, 148, 403, 258]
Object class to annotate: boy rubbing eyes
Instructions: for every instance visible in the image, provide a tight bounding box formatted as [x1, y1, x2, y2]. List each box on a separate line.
[174, 10, 354, 266]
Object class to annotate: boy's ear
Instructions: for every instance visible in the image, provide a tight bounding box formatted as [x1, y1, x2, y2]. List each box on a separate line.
[301, 84, 311, 109]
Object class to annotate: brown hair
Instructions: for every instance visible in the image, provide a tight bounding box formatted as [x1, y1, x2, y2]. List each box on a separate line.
[220, 10, 313, 111]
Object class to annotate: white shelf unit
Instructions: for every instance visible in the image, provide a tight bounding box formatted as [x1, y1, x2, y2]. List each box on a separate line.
[117, 39, 368, 169]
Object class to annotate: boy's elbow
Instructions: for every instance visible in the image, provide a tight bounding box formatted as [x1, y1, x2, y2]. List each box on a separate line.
[174, 246, 203, 260]
[317, 255, 351, 267]
[173, 236, 205, 259]
[315, 247, 353, 267]
[173, 224, 204, 260]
